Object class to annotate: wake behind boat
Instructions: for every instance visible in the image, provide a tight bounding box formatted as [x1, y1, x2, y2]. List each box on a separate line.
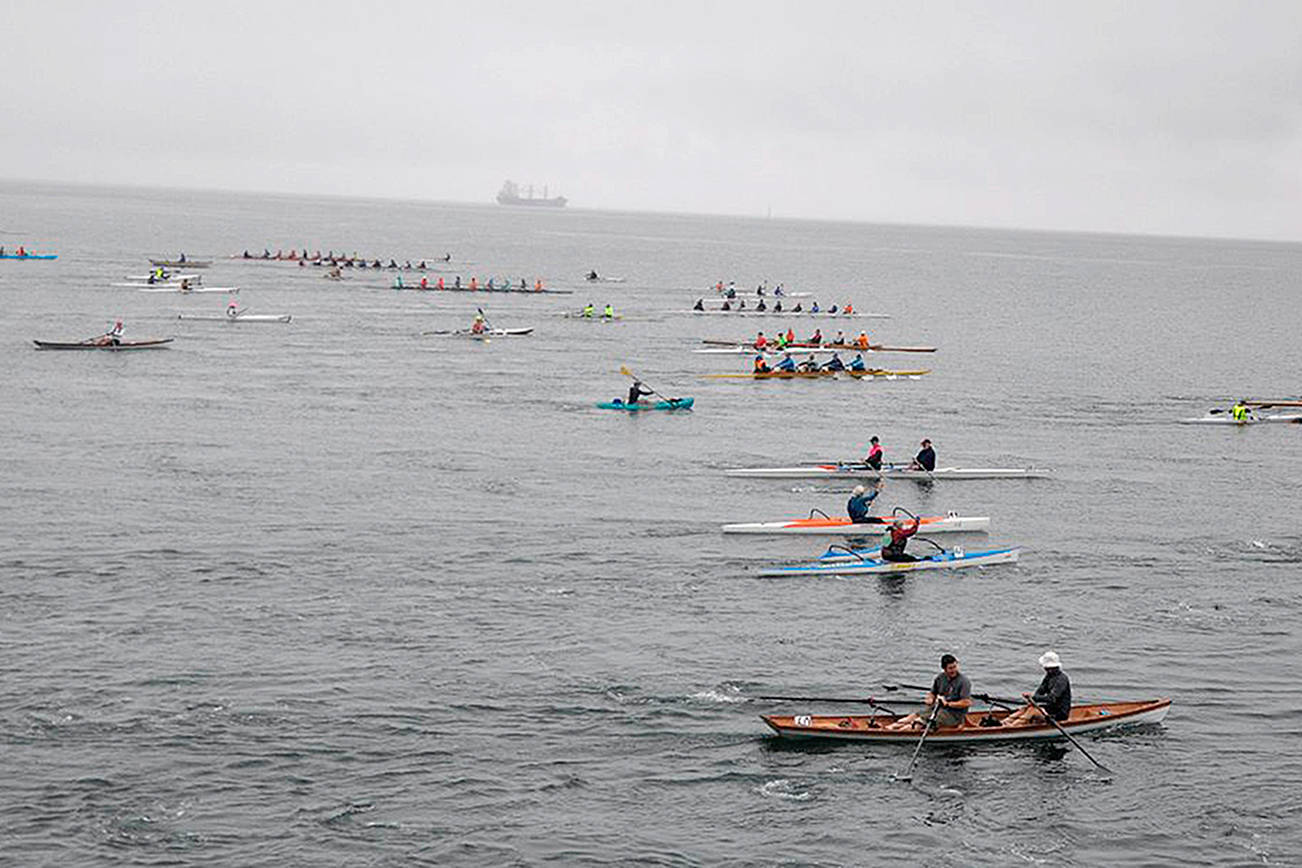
[725, 464, 1048, 480]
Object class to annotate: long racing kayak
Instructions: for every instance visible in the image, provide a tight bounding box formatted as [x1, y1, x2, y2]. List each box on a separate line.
[706, 369, 929, 380]
[723, 513, 989, 536]
[423, 327, 533, 336]
[673, 309, 889, 319]
[177, 313, 291, 322]
[760, 699, 1170, 743]
[150, 259, 211, 268]
[699, 341, 936, 353]
[596, 397, 694, 411]
[136, 286, 239, 294]
[757, 545, 1017, 576]
[1178, 414, 1302, 425]
[2, 253, 58, 260]
[34, 338, 173, 351]
[126, 273, 202, 282]
[725, 464, 1049, 480]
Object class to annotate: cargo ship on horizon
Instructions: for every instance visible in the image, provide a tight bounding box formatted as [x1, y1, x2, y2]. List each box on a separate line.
[496, 180, 567, 208]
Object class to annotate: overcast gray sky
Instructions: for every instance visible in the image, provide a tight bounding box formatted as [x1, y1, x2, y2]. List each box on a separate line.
[2, 1, 1300, 239]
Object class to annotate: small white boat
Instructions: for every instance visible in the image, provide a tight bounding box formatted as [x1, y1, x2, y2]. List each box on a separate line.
[723, 513, 989, 536]
[136, 286, 239, 294]
[724, 464, 1048, 480]
[177, 313, 291, 323]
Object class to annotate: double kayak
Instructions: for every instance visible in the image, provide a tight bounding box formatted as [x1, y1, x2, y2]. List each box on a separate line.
[34, 338, 173, 351]
[1, 253, 58, 260]
[706, 369, 930, 380]
[597, 397, 694, 411]
[757, 545, 1018, 577]
[1178, 413, 1302, 425]
[761, 699, 1171, 743]
[723, 513, 989, 536]
[177, 313, 291, 323]
[725, 464, 1048, 480]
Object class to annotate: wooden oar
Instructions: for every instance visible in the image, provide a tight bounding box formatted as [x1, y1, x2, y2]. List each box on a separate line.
[618, 365, 684, 408]
[1025, 697, 1113, 776]
[758, 694, 903, 716]
[894, 700, 942, 782]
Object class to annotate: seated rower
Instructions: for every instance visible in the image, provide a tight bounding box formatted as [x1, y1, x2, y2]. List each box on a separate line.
[774, 332, 788, 349]
[791, 302, 803, 312]
[394, 275, 405, 288]
[785, 328, 796, 344]
[847, 480, 884, 523]
[753, 354, 771, 373]
[848, 354, 867, 371]
[833, 330, 845, 346]
[1001, 652, 1072, 727]
[419, 260, 427, 270]
[822, 352, 845, 372]
[864, 435, 883, 469]
[880, 515, 920, 562]
[756, 284, 766, 296]
[797, 354, 819, 372]
[755, 299, 767, 311]
[454, 276, 462, 288]
[582, 303, 595, 318]
[98, 319, 125, 346]
[226, 300, 240, 319]
[693, 299, 706, 311]
[753, 332, 767, 350]
[588, 269, 599, 280]
[774, 352, 797, 372]
[388, 259, 398, 268]
[828, 304, 839, 314]
[844, 302, 855, 314]
[884, 654, 972, 731]
[720, 300, 732, 311]
[807, 328, 823, 345]
[1231, 399, 1254, 422]
[737, 298, 747, 309]
[602, 304, 615, 319]
[725, 287, 736, 298]
[910, 439, 936, 472]
[487, 277, 496, 289]
[469, 276, 478, 289]
[471, 314, 487, 334]
[773, 300, 783, 312]
[520, 278, 527, 289]
[855, 331, 871, 349]
[627, 380, 653, 404]
[774, 285, 785, 297]
[420, 276, 428, 288]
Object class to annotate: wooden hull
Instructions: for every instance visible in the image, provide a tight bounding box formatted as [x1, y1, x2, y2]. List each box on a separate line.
[762, 699, 1171, 743]
[34, 339, 173, 351]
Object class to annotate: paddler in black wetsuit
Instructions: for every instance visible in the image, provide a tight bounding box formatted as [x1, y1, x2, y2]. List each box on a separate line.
[910, 439, 936, 472]
[693, 298, 706, 311]
[627, 380, 654, 406]
[881, 515, 920, 562]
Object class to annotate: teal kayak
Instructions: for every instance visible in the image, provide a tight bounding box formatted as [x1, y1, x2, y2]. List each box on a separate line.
[596, 397, 694, 411]
[1, 253, 57, 260]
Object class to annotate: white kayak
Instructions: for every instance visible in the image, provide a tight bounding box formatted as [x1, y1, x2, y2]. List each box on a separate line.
[1178, 413, 1302, 425]
[177, 313, 291, 323]
[422, 327, 534, 336]
[136, 286, 239, 294]
[723, 513, 989, 536]
[724, 464, 1049, 480]
[125, 273, 202, 282]
[758, 546, 1020, 577]
[674, 309, 890, 319]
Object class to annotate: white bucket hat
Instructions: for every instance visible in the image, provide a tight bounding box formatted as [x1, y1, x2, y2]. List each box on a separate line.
[1039, 650, 1061, 668]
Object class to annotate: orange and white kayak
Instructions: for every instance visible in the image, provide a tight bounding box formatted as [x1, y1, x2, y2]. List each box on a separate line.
[722, 513, 988, 535]
[761, 699, 1171, 743]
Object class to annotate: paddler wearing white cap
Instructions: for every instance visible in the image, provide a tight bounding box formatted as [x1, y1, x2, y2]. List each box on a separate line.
[1000, 650, 1073, 727]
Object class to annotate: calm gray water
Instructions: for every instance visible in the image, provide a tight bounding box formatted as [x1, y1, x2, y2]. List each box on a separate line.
[2, 180, 1301, 866]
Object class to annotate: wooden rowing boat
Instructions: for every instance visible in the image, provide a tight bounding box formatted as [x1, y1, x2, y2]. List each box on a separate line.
[762, 699, 1170, 743]
[34, 339, 174, 351]
[706, 369, 930, 380]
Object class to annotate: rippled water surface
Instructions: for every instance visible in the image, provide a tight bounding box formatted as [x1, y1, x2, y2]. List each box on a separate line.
[2, 181, 1301, 865]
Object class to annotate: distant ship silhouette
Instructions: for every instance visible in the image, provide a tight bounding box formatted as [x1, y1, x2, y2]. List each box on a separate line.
[497, 180, 567, 208]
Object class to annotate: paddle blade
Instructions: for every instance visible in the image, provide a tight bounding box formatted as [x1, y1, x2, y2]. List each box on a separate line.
[620, 365, 633, 377]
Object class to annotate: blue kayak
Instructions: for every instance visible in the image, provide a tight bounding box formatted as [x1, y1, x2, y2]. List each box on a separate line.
[0, 253, 57, 260]
[596, 397, 694, 411]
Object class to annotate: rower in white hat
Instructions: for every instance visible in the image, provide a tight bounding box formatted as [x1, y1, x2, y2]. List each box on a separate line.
[1000, 650, 1073, 727]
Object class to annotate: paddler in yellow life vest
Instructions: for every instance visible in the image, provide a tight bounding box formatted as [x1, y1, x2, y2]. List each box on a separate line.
[602, 304, 615, 319]
[582, 303, 595, 318]
[1230, 399, 1254, 422]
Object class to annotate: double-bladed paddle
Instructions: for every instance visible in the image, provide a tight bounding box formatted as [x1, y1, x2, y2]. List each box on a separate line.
[618, 365, 686, 409]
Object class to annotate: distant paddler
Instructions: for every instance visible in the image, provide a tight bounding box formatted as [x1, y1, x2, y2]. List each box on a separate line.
[602, 303, 615, 319]
[807, 328, 823, 345]
[854, 331, 871, 349]
[587, 269, 600, 281]
[773, 331, 788, 350]
[864, 435, 884, 469]
[833, 330, 846, 346]
[774, 352, 796, 372]
[226, 299, 241, 319]
[1000, 651, 1072, 727]
[470, 313, 487, 335]
[582, 303, 595, 318]
[753, 331, 768, 351]
[753, 354, 772, 373]
[91, 319, 125, 347]
[394, 274, 405, 288]
[784, 327, 795, 345]
[626, 379, 654, 405]
[797, 353, 819, 372]
[821, 352, 845, 372]
[910, 439, 936, 472]
[848, 353, 868, 372]
[419, 276, 429, 289]
[847, 479, 885, 524]
[693, 298, 706, 311]
[755, 298, 767, 311]
[884, 654, 973, 731]
[1231, 399, 1254, 423]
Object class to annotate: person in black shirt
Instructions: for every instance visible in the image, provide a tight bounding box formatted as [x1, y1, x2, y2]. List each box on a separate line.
[910, 438, 936, 472]
[885, 654, 972, 730]
[1002, 651, 1072, 726]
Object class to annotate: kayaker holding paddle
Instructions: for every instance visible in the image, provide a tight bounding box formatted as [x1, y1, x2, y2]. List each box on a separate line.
[627, 380, 654, 405]
[885, 654, 972, 731]
[847, 480, 884, 523]
[910, 439, 936, 472]
[880, 515, 920, 562]
[1231, 399, 1254, 422]
[1000, 651, 1072, 727]
[864, 435, 884, 469]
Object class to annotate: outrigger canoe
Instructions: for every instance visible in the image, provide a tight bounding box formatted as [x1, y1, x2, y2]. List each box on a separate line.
[1178, 414, 1302, 425]
[392, 284, 574, 295]
[136, 286, 238, 294]
[34, 339, 173, 351]
[177, 313, 292, 323]
[423, 327, 534, 336]
[706, 369, 929, 380]
[723, 513, 989, 536]
[1, 253, 57, 260]
[725, 464, 1048, 480]
[757, 545, 1019, 577]
[149, 258, 211, 268]
[761, 699, 1171, 743]
[596, 397, 694, 411]
[700, 340, 937, 353]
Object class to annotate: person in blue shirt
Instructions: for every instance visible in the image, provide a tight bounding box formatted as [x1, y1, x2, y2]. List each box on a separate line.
[774, 352, 796, 372]
[848, 353, 867, 372]
[847, 480, 884, 523]
[822, 353, 845, 372]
